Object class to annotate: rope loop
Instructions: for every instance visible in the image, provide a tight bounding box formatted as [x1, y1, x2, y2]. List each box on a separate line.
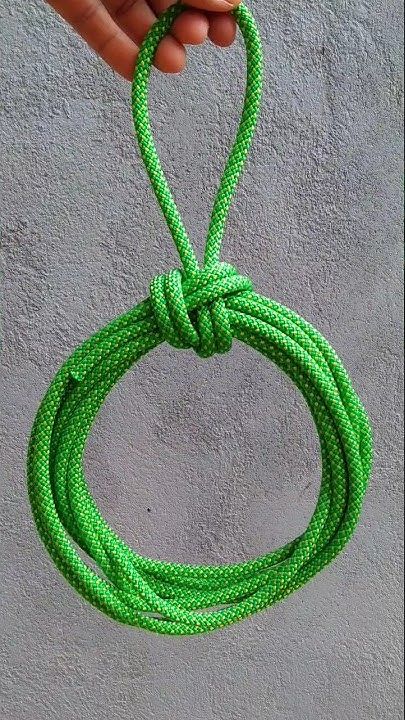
[132, 2, 263, 277]
[150, 263, 253, 357]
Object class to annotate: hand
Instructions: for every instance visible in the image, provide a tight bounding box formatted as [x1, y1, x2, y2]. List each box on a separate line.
[46, 0, 240, 80]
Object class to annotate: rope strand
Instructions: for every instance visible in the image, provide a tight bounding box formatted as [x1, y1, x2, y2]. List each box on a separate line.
[27, 3, 372, 635]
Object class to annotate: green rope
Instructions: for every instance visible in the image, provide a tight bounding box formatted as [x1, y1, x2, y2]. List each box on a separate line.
[27, 3, 372, 636]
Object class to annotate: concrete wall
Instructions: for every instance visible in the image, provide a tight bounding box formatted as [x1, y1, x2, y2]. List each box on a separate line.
[1, 0, 403, 718]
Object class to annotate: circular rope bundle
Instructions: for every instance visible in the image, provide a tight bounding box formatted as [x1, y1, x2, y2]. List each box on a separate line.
[27, 3, 372, 635]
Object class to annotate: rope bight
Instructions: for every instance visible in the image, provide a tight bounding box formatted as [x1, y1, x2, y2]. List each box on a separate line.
[27, 3, 372, 635]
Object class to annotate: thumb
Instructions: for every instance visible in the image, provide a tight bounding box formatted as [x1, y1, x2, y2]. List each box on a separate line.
[183, 0, 240, 11]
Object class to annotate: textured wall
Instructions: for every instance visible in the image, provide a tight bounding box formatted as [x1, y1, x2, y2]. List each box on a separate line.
[0, 0, 403, 718]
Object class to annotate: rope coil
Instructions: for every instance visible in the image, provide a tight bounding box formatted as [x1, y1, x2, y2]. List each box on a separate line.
[27, 3, 372, 635]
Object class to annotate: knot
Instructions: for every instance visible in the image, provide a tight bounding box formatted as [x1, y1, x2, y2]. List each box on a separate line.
[149, 263, 253, 358]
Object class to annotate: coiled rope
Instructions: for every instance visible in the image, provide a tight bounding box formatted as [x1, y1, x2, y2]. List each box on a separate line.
[27, 3, 372, 635]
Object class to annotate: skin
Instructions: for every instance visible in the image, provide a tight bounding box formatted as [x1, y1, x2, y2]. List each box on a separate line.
[45, 0, 240, 80]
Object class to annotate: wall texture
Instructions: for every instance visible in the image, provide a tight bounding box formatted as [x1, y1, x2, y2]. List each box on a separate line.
[1, 1, 403, 718]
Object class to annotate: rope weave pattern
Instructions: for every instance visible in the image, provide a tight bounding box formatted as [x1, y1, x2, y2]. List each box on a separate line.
[27, 3, 372, 635]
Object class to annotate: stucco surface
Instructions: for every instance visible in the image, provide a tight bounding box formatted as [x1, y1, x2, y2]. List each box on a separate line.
[0, 0, 403, 718]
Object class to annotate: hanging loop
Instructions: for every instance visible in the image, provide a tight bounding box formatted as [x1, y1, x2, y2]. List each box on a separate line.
[131, 3, 263, 276]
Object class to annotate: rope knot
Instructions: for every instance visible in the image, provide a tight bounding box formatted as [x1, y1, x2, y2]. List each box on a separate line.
[149, 263, 253, 358]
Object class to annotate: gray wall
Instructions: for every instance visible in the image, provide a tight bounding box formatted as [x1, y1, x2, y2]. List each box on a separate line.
[1, 0, 403, 718]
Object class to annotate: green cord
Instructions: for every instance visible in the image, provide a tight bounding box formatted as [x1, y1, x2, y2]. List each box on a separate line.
[27, 3, 372, 635]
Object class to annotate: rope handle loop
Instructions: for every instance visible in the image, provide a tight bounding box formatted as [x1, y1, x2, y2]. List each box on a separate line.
[131, 2, 263, 278]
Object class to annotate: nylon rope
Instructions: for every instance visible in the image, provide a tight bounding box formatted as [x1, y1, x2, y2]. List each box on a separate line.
[27, 3, 373, 635]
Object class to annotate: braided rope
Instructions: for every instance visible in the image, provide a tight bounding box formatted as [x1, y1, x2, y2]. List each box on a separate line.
[27, 3, 372, 635]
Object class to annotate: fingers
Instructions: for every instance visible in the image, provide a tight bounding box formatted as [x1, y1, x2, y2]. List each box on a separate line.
[144, 1, 238, 55]
[170, 9, 209, 45]
[208, 11, 236, 47]
[107, 1, 208, 49]
[105, 1, 209, 73]
[104, 0, 156, 47]
[46, 0, 238, 81]
[104, 0, 186, 74]
[47, 0, 139, 80]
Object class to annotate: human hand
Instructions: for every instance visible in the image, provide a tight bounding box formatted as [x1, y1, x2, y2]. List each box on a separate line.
[46, 0, 240, 80]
